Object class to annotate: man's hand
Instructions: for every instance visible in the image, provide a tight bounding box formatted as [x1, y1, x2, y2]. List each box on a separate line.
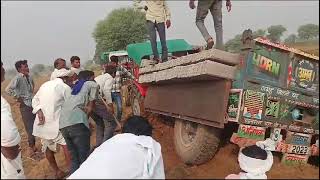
[189, 0, 196, 9]
[166, 20, 171, 28]
[226, 0, 232, 12]
[17, 97, 24, 104]
[37, 109, 45, 125]
[107, 103, 114, 115]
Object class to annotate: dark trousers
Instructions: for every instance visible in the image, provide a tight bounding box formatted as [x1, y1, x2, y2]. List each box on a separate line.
[111, 92, 122, 121]
[196, 0, 223, 50]
[146, 20, 168, 61]
[19, 103, 36, 147]
[91, 112, 116, 147]
[60, 123, 91, 174]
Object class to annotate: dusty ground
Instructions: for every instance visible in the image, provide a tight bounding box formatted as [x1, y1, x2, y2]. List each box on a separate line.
[1, 76, 319, 179]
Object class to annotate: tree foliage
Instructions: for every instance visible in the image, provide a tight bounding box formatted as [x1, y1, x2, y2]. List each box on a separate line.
[284, 34, 298, 44]
[297, 24, 319, 40]
[266, 25, 287, 43]
[92, 7, 148, 63]
[31, 64, 53, 77]
[225, 29, 266, 53]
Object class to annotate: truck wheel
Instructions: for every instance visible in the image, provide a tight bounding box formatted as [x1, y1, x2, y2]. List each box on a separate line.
[121, 85, 130, 107]
[131, 86, 145, 116]
[174, 119, 221, 165]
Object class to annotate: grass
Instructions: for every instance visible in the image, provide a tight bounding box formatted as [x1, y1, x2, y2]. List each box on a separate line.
[286, 40, 319, 56]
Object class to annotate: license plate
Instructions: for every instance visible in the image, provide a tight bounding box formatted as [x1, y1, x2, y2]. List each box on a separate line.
[288, 145, 310, 155]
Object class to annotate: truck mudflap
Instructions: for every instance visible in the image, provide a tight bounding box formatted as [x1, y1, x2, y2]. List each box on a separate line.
[227, 87, 319, 165]
[230, 126, 319, 165]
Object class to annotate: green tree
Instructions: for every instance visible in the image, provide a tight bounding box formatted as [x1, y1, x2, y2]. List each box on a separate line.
[225, 29, 266, 53]
[284, 34, 297, 44]
[224, 34, 242, 53]
[92, 7, 148, 63]
[266, 25, 287, 43]
[297, 24, 319, 40]
[252, 29, 266, 38]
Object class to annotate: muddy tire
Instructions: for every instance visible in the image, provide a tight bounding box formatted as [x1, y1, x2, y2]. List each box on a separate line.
[130, 85, 145, 116]
[121, 85, 130, 107]
[174, 119, 221, 165]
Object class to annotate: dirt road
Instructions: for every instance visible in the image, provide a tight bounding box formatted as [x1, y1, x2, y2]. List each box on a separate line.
[1, 77, 319, 179]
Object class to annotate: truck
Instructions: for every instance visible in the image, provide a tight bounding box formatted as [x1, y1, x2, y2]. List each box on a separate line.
[102, 31, 319, 166]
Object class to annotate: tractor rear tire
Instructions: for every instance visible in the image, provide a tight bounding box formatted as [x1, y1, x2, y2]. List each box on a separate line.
[130, 85, 145, 117]
[174, 119, 221, 165]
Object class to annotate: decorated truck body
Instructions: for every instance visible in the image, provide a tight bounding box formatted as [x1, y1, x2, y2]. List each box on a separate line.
[228, 37, 319, 165]
[101, 33, 319, 166]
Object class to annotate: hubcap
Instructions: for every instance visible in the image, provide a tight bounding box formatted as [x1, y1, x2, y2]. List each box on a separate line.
[181, 121, 198, 146]
[133, 98, 140, 116]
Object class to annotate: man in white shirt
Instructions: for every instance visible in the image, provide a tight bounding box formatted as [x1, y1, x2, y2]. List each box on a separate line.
[91, 65, 116, 147]
[70, 56, 84, 75]
[68, 115, 165, 179]
[32, 68, 74, 178]
[50, 58, 67, 80]
[1, 61, 25, 179]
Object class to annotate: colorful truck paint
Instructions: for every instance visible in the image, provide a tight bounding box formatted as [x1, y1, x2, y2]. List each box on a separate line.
[229, 37, 319, 165]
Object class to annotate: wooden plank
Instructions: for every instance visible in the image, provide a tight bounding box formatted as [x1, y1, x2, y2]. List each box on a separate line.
[139, 48, 240, 74]
[139, 60, 236, 84]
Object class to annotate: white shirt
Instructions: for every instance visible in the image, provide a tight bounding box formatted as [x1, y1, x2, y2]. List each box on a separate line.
[68, 133, 165, 179]
[1, 96, 25, 179]
[50, 68, 59, 80]
[71, 67, 84, 75]
[134, 0, 171, 23]
[32, 78, 72, 139]
[94, 73, 114, 104]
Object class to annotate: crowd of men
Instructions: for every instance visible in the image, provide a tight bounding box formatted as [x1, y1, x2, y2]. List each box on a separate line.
[1, 56, 165, 179]
[1, 0, 234, 179]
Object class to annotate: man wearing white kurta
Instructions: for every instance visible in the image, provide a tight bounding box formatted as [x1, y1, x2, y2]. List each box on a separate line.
[32, 68, 74, 178]
[68, 116, 165, 179]
[50, 58, 67, 80]
[1, 61, 25, 179]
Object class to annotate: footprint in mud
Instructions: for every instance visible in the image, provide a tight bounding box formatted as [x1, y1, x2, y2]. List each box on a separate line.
[26, 152, 45, 162]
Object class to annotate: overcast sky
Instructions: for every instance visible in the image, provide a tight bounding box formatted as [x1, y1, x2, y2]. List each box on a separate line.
[1, 1, 319, 69]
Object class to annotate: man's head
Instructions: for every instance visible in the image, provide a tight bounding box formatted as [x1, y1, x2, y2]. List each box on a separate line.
[15, 60, 30, 76]
[122, 116, 153, 136]
[104, 65, 117, 78]
[110, 56, 119, 66]
[238, 144, 273, 175]
[70, 56, 81, 69]
[78, 70, 95, 81]
[1, 61, 5, 83]
[54, 58, 66, 70]
[241, 145, 267, 160]
[55, 68, 74, 86]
